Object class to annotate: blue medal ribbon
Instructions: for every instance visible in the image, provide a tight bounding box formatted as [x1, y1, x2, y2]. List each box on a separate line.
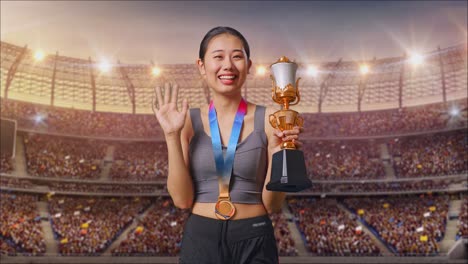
[209, 98, 247, 185]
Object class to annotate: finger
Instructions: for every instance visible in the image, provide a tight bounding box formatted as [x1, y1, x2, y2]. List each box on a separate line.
[171, 83, 179, 104]
[164, 82, 171, 104]
[283, 135, 299, 141]
[151, 95, 158, 114]
[274, 129, 284, 138]
[293, 139, 303, 149]
[283, 128, 300, 136]
[294, 126, 304, 133]
[155, 86, 163, 107]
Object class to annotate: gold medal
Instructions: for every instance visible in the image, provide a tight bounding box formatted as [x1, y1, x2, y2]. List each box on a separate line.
[215, 200, 236, 220]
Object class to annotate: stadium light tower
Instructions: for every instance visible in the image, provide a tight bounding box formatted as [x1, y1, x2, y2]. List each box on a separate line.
[34, 50, 45, 61]
[409, 53, 424, 66]
[256, 66, 266, 76]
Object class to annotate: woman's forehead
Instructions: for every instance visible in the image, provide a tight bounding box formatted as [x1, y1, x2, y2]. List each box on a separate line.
[206, 34, 244, 52]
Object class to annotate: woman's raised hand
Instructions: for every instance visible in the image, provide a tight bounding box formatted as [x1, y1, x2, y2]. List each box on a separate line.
[152, 82, 188, 137]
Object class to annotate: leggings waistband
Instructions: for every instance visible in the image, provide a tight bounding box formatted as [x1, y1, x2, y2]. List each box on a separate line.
[185, 213, 274, 244]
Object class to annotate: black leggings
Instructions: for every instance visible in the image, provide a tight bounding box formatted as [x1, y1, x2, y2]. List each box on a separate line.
[179, 213, 279, 264]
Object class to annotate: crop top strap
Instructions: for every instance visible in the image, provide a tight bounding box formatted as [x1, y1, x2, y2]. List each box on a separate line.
[189, 108, 203, 133]
[254, 105, 266, 131]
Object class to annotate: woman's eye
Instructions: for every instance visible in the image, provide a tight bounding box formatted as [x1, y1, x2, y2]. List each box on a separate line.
[214, 55, 223, 59]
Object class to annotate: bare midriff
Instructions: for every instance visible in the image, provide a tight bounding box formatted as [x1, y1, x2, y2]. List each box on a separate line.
[192, 202, 267, 220]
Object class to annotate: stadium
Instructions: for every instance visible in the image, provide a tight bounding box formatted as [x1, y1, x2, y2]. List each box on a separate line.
[1, 1, 467, 264]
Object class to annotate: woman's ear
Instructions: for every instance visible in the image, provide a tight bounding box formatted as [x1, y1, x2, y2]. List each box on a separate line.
[247, 59, 252, 74]
[197, 58, 206, 77]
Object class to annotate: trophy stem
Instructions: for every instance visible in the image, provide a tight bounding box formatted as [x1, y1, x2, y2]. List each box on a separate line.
[282, 99, 289, 110]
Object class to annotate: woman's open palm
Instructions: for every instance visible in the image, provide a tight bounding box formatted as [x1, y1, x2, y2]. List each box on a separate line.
[152, 83, 188, 136]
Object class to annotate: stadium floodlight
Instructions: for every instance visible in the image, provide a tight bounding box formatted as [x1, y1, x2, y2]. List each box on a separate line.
[256, 66, 266, 76]
[34, 50, 45, 61]
[307, 65, 318, 77]
[359, 64, 370, 75]
[151, 67, 161, 76]
[99, 61, 111, 73]
[34, 114, 44, 123]
[409, 53, 424, 66]
[449, 107, 460, 117]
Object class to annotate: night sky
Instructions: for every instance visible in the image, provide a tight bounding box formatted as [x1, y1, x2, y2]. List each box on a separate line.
[1, 1, 466, 64]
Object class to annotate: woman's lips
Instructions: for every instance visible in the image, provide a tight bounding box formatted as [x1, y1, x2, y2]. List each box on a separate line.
[218, 75, 236, 85]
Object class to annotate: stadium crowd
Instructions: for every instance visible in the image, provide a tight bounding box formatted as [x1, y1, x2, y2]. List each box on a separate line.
[49, 196, 151, 255]
[270, 213, 299, 256]
[301, 99, 466, 137]
[0, 238, 18, 256]
[332, 180, 451, 193]
[1, 98, 465, 139]
[0, 154, 14, 173]
[0, 99, 162, 138]
[343, 195, 449, 255]
[456, 196, 468, 240]
[110, 142, 168, 181]
[388, 130, 467, 178]
[111, 198, 189, 256]
[288, 198, 381, 256]
[0, 193, 46, 256]
[0, 177, 33, 189]
[23, 134, 107, 180]
[47, 182, 163, 194]
[303, 140, 385, 180]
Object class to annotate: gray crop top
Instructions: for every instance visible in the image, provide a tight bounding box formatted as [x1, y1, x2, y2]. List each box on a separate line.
[189, 105, 267, 204]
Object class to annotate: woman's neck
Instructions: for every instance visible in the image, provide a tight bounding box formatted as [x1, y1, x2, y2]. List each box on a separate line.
[210, 93, 243, 116]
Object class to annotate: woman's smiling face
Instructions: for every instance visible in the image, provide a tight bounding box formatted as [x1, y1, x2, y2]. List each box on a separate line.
[197, 33, 252, 96]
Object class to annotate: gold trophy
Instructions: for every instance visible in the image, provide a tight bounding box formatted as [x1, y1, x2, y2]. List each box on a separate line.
[266, 56, 312, 192]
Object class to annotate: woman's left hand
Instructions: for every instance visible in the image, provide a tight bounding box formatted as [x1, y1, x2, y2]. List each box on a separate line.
[271, 126, 304, 151]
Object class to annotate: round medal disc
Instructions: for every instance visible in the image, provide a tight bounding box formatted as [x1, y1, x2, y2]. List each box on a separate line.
[215, 200, 236, 220]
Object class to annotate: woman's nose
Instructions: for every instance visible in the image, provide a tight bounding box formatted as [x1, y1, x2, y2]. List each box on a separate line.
[222, 58, 233, 70]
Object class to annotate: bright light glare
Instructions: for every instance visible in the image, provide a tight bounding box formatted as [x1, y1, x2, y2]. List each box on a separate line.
[307, 65, 318, 77]
[152, 67, 161, 76]
[449, 107, 460, 117]
[409, 53, 424, 66]
[34, 50, 45, 61]
[256, 66, 266, 76]
[34, 115, 44, 123]
[360, 64, 370, 75]
[99, 61, 111, 73]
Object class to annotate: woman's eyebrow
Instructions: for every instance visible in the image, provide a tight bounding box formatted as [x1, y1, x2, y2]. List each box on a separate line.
[211, 49, 244, 53]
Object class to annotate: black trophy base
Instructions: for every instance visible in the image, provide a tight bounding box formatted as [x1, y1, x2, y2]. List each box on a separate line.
[266, 149, 312, 192]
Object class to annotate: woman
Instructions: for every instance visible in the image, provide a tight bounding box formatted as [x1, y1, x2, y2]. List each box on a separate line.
[153, 26, 302, 264]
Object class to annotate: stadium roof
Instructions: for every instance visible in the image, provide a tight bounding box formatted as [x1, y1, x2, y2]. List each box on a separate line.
[1, 1, 466, 64]
[1, 41, 466, 114]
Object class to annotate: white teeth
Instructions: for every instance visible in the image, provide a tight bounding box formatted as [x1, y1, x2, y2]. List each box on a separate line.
[219, 75, 235, 80]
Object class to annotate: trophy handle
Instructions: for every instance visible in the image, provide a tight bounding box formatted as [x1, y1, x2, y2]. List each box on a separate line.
[269, 114, 278, 129]
[270, 75, 283, 104]
[289, 78, 301, 106]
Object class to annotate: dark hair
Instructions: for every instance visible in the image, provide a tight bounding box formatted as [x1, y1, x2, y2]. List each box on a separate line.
[199, 26, 250, 61]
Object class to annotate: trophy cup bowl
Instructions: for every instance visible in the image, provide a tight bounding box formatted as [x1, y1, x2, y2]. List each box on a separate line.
[266, 56, 312, 192]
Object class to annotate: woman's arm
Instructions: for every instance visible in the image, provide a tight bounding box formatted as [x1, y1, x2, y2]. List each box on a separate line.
[262, 106, 302, 214]
[165, 113, 194, 209]
[153, 83, 194, 209]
